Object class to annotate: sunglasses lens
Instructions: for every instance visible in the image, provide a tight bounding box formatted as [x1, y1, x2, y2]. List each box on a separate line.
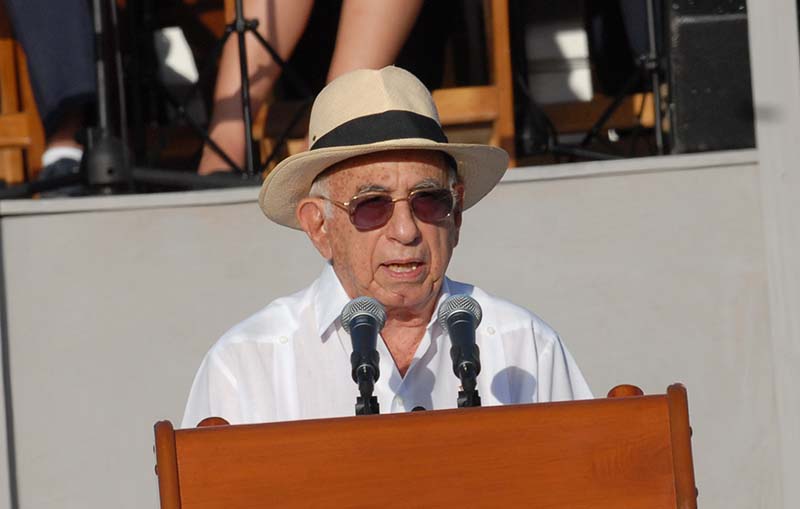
[410, 190, 454, 223]
[346, 189, 455, 230]
[350, 195, 394, 230]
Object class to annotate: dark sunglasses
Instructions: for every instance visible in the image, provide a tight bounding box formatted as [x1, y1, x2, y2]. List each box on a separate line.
[317, 188, 458, 231]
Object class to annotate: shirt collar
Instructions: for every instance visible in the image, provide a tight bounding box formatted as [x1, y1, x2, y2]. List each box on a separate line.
[312, 262, 455, 337]
[313, 263, 353, 338]
[427, 276, 453, 332]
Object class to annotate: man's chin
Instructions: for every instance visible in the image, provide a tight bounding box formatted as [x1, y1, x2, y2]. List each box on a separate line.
[373, 283, 441, 317]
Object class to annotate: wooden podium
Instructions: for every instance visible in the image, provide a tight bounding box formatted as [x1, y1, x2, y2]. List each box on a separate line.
[154, 384, 697, 508]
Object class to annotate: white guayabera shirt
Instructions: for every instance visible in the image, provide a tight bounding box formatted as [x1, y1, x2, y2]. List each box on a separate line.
[182, 264, 593, 428]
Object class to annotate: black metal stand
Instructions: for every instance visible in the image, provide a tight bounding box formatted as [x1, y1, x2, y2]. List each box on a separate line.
[515, 0, 666, 162]
[575, 0, 665, 157]
[355, 396, 379, 415]
[580, 0, 664, 153]
[353, 365, 380, 416]
[150, 0, 312, 177]
[456, 363, 481, 408]
[228, 0, 313, 175]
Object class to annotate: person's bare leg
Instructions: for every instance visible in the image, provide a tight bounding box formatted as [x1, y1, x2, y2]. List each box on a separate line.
[198, 0, 314, 175]
[326, 0, 424, 83]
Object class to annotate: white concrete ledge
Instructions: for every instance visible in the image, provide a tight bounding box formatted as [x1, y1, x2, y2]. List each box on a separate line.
[0, 149, 758, 217]
[0, 186, 261, 217]
[504, 148, 758, 183]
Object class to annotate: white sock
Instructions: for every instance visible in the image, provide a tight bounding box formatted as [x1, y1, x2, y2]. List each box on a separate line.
[42, 146, 83, 167]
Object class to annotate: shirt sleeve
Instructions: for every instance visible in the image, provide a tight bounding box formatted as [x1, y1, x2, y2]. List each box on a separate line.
[536, 331, 594, 402]
[181, 348, 243, 428]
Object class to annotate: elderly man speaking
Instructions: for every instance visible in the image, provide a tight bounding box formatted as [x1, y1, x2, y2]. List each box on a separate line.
[182, 66, 591, 427]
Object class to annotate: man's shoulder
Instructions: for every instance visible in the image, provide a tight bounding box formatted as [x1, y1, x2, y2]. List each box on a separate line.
[211, 285, 311, 351]
[449, 278, 559, 340]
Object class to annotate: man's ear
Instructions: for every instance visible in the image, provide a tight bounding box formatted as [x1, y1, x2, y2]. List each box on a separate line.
[297, 198, 332, 260]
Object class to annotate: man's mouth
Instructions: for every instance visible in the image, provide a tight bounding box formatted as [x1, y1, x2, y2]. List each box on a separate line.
[385, 262, 421, 273]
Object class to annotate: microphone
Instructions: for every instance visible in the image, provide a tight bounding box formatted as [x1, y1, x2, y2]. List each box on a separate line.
[438, 294, 483, 407]
[341, 296, 386, 415]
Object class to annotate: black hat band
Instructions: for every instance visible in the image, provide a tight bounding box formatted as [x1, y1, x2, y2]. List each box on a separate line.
[310, 110, 448, 150]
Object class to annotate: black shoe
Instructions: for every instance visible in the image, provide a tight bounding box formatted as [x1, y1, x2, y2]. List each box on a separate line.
[37, 158, 88, 197]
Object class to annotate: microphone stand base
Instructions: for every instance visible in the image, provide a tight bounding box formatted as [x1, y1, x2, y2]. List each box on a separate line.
[457, 389, 481, 408]
[355, 396, 380, 416]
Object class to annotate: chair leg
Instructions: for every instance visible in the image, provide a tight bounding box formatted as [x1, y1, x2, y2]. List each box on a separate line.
[15, 43, 45, 178]
[488, 0, 516, 166]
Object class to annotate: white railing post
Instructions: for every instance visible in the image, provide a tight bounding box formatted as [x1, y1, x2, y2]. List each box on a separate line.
[748, 1, 800, 507]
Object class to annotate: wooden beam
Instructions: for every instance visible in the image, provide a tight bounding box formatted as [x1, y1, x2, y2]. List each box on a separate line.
[543, 93, 656, 134]
[433, 85, 499, 125]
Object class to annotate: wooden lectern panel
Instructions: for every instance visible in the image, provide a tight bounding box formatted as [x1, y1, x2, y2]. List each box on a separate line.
[155, 384, 696, 508]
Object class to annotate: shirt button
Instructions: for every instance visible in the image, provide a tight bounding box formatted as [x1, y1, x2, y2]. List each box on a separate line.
[278, 336, 289, 344]
[395, 397, 404, 406]
[487, 326, 496, 335]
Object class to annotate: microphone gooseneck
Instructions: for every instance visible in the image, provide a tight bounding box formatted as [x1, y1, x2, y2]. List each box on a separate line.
[438, 294, 483, 407]
[341, 296, 386, 415]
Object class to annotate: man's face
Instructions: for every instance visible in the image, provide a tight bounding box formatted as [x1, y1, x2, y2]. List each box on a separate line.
[300, 150, 462, 318]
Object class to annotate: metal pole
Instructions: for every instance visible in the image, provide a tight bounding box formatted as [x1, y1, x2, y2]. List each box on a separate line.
[646, 0, 664, 154]
[108, 0, 129, 150]
[91, 0, 109, 132]
[234, 0, 256, 176]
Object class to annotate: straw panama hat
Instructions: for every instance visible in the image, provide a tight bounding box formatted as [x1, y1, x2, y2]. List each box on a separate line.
[258, 66, 510, 229]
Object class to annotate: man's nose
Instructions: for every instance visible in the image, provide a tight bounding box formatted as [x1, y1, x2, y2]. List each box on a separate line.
[386, 199, 421, 244]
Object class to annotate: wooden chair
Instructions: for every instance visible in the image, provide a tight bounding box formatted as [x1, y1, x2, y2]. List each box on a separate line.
[0, 0, 45, 184]
[154, 383, 698, 508]
[432, 0, 516, 164]
[222, 0, 517, 172]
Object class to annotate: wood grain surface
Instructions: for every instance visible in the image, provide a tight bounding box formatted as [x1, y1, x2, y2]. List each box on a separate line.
[155, 385, 697, 508]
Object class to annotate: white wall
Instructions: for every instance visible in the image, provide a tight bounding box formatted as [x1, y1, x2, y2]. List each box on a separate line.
[0, 150, 782, 508]
[0, 191, 322, 509]
[452, 153, 779, 507]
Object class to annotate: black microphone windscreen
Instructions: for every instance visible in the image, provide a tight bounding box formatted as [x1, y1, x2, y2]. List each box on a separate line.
[437, 294, 483, 330]
[341, 296, 387, 333]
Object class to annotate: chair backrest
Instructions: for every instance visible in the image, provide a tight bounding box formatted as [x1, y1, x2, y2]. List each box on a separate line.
[430, 0, 516, 163]
[154, 384, 697, 508]
[0, 0, 44, 183]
